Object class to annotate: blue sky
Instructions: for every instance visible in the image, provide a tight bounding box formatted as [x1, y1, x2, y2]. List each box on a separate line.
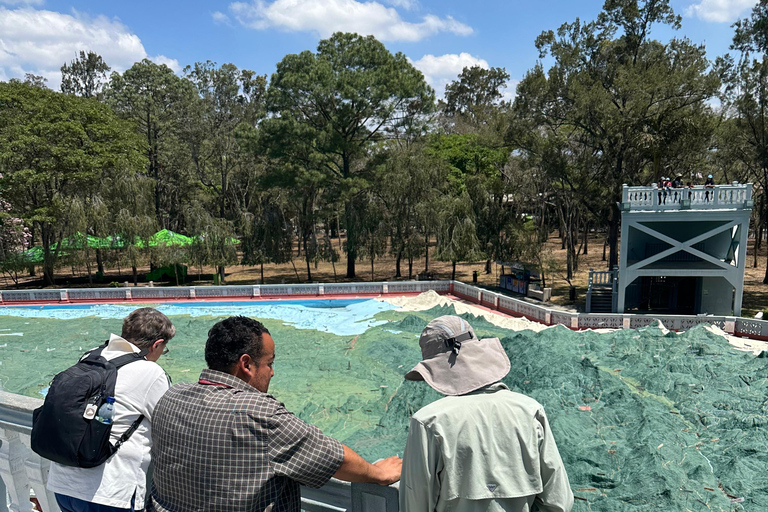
[0, 0, 758, 98]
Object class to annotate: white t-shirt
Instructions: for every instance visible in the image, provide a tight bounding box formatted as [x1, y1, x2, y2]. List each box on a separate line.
[47, 334, 171, 510]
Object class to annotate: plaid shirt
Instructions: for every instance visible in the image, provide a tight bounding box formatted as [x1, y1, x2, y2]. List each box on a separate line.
[149, 369, 344, 512]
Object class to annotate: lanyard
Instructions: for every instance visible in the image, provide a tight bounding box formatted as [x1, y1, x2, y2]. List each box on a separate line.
[198, 378, 233, 388]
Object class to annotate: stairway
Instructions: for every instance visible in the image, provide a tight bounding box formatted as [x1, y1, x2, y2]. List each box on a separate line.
[588, 288, 614, 313]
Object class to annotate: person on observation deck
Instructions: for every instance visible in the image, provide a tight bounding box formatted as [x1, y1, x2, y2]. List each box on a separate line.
[400, 316, 573, 512]
[47, 308, 175, 512]
[149, 316, 401, 512]
[705, 174, 716, 201]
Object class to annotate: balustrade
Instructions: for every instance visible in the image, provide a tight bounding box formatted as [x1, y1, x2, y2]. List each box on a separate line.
[621, 183, 753, 211]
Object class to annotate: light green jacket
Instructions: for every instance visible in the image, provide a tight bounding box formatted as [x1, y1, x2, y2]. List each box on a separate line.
[400, 383, 573, 512]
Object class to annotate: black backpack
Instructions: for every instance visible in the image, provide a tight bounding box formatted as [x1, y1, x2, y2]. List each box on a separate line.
[31, 344, 148, 468]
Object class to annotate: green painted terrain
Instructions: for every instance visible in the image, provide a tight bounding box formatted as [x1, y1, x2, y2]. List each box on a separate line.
[1, 306, 766, 510]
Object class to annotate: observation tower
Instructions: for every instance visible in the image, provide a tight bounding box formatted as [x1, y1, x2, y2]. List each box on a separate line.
[589, 183, 753, 316]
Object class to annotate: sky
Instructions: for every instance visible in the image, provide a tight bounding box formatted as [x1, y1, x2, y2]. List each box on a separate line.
[0, 0, 760, 99]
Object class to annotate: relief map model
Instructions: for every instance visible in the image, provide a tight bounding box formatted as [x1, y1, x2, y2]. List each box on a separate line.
[1, 294, 765, 511]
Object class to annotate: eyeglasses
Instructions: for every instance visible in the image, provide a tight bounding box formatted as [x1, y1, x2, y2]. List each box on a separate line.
[162, 346, 169, 356]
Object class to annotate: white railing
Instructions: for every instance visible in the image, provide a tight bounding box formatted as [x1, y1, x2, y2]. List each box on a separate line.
[0, 281, 450, 305]
[3, 280, 768, 339]
[0, 391, 399, 512]
[588, 270, 616, 287]
[621, 183, 753, 211]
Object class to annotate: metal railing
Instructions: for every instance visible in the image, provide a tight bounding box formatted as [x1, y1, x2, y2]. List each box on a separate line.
[621, 183, 753, 211]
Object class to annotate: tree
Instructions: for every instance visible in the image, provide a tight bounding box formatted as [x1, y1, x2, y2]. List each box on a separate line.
[9, 73, 48, 89]
[373, 143, 448, 279]
[433, 194, 483, 280]
[266, 32, 435, 278]
[718, 0, 768, 282]
[106, 60, 197, 230]
[428, 134, 514, 273]
[181, 62, 266, 282]
[61, 51, 110, 99]
[523, 0, 719, 270]
[0, 82, 145, 285]
[239, 194, 294, 284]
[441, 66, 510, 132]
[0, 193, 31, 285]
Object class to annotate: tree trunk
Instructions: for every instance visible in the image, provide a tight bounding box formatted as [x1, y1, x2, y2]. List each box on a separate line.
[291, 259, 301, 282]
[337, 215, 343, 251]
[371, 257, 374, 282]
[583, 220, 589, 255]
[408, 257, 413, 280]
[132, 266, 138, 286]
[452, 261, 456, 280]
[602, 239, 607, 261]
[395, 250, 402, 278]
[96, 249, 104, 275]
[424, 235, 429, 271]
[218, 266, 225, 284]
[345, 201, 356, 278]
[86, 258, 93, 284]
[261, 262, 264, 284]
[304, 236, 312, 282]
[485, 259, 492, 274]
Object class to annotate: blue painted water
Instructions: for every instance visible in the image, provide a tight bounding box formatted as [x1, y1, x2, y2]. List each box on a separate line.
[0, 298, 397, 336]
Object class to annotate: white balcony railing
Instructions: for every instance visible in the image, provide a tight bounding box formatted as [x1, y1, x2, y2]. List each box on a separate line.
[621, 183, 753, 211]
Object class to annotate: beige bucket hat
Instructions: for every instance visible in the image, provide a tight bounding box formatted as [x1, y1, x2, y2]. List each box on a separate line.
[405, 315, 511, 396]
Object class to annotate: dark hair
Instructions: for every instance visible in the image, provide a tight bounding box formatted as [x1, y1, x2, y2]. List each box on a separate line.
[121, 308, 175, 350]
[205, 316, 270, 373]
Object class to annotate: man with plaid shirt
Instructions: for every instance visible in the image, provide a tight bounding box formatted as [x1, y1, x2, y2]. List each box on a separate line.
[149, 316, 401, 512]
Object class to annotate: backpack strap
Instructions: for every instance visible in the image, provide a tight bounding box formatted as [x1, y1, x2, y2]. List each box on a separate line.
[108, 349, 150, 451]
[114, 414, 145, 450]
[109, 348, 150, 369]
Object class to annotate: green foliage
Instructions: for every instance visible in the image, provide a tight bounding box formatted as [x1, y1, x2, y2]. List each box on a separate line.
[60, 51, 110, 99]
[718, 1, 768, 282]
[0, 81, 146, 284]
[441, 65, 510, 131]
[106, 59, 198, 228]
[514, 0, 719, 270]
[265, 32, 434, 278]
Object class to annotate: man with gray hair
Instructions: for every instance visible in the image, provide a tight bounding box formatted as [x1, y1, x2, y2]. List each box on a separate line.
[47, 307, 175, 512]
[400, 315, 573, 512]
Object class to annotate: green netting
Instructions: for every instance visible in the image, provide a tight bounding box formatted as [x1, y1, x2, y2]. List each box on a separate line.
[0, 306, 765, 510]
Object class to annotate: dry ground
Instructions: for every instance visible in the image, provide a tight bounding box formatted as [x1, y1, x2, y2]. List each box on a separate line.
[3, 233, 768, 317]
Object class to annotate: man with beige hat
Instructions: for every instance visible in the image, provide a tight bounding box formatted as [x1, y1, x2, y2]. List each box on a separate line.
[400, 315, 573, 512]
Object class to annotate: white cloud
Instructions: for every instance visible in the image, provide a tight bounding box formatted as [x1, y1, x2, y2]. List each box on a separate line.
[212, 11, 231, 24]
[151, 55, 181, 73]
[228, 0, 472, 42]
[410, 52, 488, 97]
[0, 7, 179, 89]
[685, 0, 756, 23]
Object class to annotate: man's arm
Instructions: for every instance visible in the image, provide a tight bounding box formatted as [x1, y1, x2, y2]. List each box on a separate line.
[333, 445, 401, 485]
